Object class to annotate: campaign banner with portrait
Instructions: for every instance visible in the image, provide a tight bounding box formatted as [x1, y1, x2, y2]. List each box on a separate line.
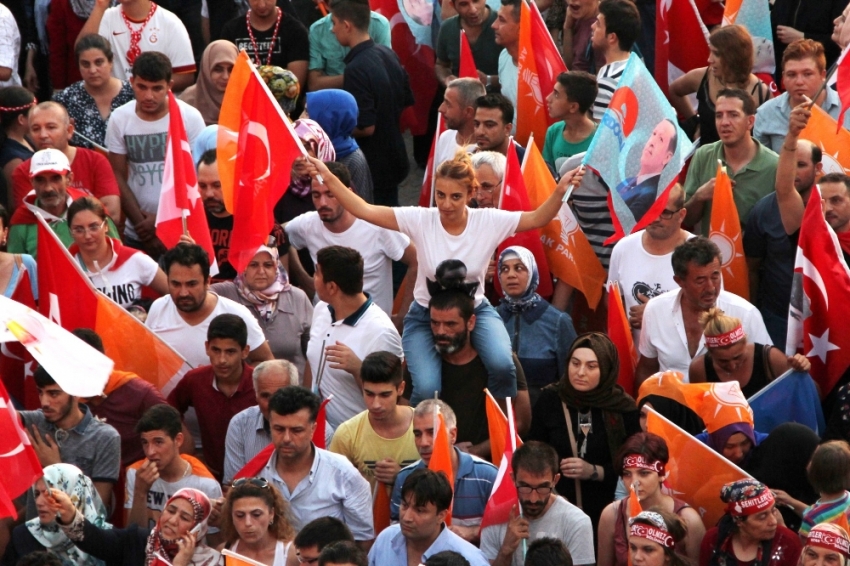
[583, 53, 696, 243]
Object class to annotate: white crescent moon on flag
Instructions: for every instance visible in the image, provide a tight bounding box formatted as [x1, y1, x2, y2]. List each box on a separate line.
[799, 252, 828, 310]
[247, 121, 271, 181]
[0, 443, 24, 458]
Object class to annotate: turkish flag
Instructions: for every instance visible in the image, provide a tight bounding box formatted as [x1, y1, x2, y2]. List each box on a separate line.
[835, 44, 850, 133]
[458, 31, 478, 80]
[0, 376, 43, 518]
[157, 93, 217, 276]
[655, 0, 710, 98]
[418, 113, 446, 208]
[0, 270, 37, 409]
[480, 399, 520, 530]
[786, 184, 850, 396]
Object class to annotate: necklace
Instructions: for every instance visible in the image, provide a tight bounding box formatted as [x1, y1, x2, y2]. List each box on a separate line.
[181, 459, 191, 478]
[246, 8, 283, 67]
[122, 2, 158, 67]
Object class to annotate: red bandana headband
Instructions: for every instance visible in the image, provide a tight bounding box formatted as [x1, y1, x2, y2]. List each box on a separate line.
[623, 454, 665, 474]
[630, 523, 675, 548]
[726, 490, 775, 516]
[705, 325, 745, 348]
[808, 526, 850, 558]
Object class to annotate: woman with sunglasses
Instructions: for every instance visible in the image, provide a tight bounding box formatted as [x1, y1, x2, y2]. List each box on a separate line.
[219, 478, 295, 566]
[68, 196, 167, 308]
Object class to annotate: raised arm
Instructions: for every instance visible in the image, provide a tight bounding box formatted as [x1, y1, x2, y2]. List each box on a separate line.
[76, 0, 111, 46]
[775, 100, 811, 235]
[516, 165, 580, 232]
[303, 156, 400, 231]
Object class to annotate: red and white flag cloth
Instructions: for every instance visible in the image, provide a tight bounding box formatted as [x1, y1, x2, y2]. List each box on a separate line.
[0, 269, 37, 409]
[655, 0, 710, 98]
[835, 44, 850, 133]
[0, 376, 42, 518]
[157, 92, 218, 275]
[480, 398, 520, 529]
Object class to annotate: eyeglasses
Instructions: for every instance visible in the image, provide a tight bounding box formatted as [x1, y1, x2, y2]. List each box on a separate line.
[658, 207, 683, 220]
[70, 220, 107, 236]
[231, 477, 270, 489]
[296, 553, 319, 564]
[477, 181, 502, 195]
[515, 484, 553, 496]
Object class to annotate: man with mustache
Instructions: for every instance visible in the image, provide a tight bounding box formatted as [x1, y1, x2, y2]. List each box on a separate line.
[197, 149, 236, 282]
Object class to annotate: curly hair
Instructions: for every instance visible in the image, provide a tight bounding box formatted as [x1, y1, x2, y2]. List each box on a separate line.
[220, 481, 295, 544]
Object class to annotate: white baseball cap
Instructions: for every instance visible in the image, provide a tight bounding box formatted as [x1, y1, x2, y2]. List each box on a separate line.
[30, 148, 71, 178]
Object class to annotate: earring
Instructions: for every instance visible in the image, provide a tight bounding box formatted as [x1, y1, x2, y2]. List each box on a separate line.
[269, 519, 274, 526]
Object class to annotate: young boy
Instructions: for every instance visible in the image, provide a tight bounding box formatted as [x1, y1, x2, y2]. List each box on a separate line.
[542, 71, 598, 172]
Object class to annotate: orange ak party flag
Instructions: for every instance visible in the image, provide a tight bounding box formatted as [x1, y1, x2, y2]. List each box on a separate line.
[485, 389, 523, 465]
[523, 138, 606, 308]
[799, 104, 850, 175]
[222, 550, 266, 566]
[607, 281, 638, 395]
[515, 1, 549, 146]
[428, 412, 454, 525]
[709, 162, 749, 300]
[459, 31, 478, 79]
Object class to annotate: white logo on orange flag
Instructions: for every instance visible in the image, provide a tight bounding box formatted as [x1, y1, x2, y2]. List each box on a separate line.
[709, 162, 749, 300]
[800, 105, 850, 175]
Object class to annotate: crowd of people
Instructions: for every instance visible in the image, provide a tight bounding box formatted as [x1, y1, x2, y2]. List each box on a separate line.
[1, 0, 850, 565]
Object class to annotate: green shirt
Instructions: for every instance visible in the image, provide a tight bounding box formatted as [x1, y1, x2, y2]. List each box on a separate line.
[435, 11, 501, 76]
[308, 12, 391, 76]
[542, 121, 596, 172]
[683, 138, 778, 236]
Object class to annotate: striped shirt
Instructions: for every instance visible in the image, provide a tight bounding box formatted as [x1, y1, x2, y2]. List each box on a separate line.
[560, 153, 615, 269]
[592, 60, 628, 122]
[800, 492, 850, 537]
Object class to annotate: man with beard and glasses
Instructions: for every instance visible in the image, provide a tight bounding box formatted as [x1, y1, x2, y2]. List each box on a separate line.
[284, 161, 416, 321]
[480, 441, 594, 566]
[197, 149, 236, 282]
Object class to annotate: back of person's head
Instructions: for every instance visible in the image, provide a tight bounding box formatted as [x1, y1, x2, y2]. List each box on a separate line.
[716, 88, 757, 116]
[782, 38, 827, 74]
[598, 0, 641, 52]
[162, 243, 211, 280]
[500, 0, 521, 21]
[400, 468, 454, 513]
[198, 148, 217, 167]
[708, 25, 753, 84]
[807, 441, 850, 495]
[360, 351, 403, 386]
[316, 246, 363, 295]
[475, 93, 514, 125]
[671, 237, 721, 279]
[0, 86, 36, 132]
[803, 140, 822, 166]
[413, 399, 458, 429]
[425, 551, 471, 566]
[268, 386, 322, 421]
[821, 172, 850, 193]
[447, 78, 487, 109]
[16, 551, 65, 566]
[525, 538, 573, 566]
[207, 313, 248, 349]
[33, 366, 58, 389]
[71, 328, 105, 353]
[75, 33, 114, 63]
[556, 71, 599, 114]
[68, 196, 108, 227]
[435, 150, 479, 194]
[135, 404, 183, 438]
[294, 517, 355, 550]
[318, 541, 367, 566]
[325, 161, 352, 188]
[329, 0, 371, 31]
[512, 441, 559, 477]
[132, 51, 173, 83]
[428, 289, 475, 322]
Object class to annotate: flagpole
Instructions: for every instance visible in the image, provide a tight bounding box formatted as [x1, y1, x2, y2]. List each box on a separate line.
[506, 396, 526, 561]
[808, 59, 840, 109]
[181, 209, 189, 236]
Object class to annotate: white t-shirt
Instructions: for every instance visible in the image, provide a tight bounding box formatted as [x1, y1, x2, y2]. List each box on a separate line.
[77, 243, 160, 308]
[99, 4, 196, 80]
[638, 288, 773, 380]
[146, 293, 267, 368]
[393, 206, 521, 307]
[105, 100, 205, 240]
[285, 214, 410, 315]
[0, 4, 21, 87]
[498, 49, 518, 113]
[607, 230, 695, 343]
[434, 129, 464, 168]
[481, 496, 595, 566]
[307, 299, 403, 429]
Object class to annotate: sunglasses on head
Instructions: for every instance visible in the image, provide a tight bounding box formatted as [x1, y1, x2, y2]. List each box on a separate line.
[231, 477, 270, 489]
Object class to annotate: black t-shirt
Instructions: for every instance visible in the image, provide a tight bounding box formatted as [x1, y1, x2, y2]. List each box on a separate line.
[206, 212, 237, 281]
[219, 11, 309, 69]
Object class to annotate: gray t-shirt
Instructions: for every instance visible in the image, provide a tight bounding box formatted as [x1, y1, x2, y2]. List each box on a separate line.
[480, 496, 596, 566]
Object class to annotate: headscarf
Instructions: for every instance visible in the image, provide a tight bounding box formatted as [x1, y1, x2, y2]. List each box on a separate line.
[27, 464, 111, 566]
[234, 245, 291, 322]
[710, 479, 785, 566]
[290, 119, 335, 197]
[707, 422, 757, 457]
[179, 41, 239, 126]
[193, 125, 218, 166]
[720, 479, 775, 517]
[558, 332, 637, 463]
[498, 246, 540, 313]
[145, 488, 217, 566]
[306, 90, 360, 159]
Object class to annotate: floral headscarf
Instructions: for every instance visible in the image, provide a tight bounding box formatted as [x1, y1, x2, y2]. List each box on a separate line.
[290, 119, 335, 197]
[498, 246, 540, 313]
[234, 245, 291, 322]
[27, 464, 111, 566]
[145, 488, 218, 566]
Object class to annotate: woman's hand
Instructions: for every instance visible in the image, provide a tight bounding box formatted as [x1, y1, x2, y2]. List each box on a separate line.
[557, 166, 585, 196]
[172, 531, 198, 566]
[178, 233, 196, 246]
[560, 457, 595, 480]
[788, 354, 811, 373]
[296, 155, 332, 181]
[43, 488, 76, 525]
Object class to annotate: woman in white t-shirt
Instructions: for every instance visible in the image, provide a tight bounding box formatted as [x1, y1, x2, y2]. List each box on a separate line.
[219, 478, 294, 566]
[302, 152, 579, 405]
[68, 196, 168, 308]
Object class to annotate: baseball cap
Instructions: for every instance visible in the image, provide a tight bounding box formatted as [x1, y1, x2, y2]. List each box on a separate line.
[30, 149, 71, 178]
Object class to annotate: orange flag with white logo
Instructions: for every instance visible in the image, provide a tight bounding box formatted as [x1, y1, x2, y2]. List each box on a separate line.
[607, 281, 637, 395]
[800, 104, 850, 175]
[709, 162, 749, 300]
[515, 1, 550, 146]
[485, 389, 523, 465]
[523, 139, 606, 308]
[428, 412, 454, 525]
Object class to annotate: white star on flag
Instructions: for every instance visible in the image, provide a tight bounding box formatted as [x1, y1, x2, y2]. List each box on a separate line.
[807, 329, 840, 364]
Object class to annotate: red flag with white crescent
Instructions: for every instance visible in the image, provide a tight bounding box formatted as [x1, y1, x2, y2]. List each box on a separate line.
[0, 376, 45, 518]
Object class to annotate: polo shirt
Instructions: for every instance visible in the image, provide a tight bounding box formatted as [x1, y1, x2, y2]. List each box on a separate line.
[308, 12, 391, 76]
[368, 523, 489, 566]
[167, 363, 256, 480]
[683, 138, 778, 235]
[307, 295, 403, 429]
[436, 10, 500, 76]
[390, 447, 497, 526]
[262, 446, 374, 540]
[754, 89, 850, 153]
[638, 288, 773, 380]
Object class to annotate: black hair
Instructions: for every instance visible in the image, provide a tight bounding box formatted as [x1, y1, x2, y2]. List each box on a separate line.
[324, 161, 351, 188]
[716, 88, 757, 116]
[199, 149, 217, 167]
[135, 404, 183, 438]
[475, 93, 514, 125]
[598, 0, 641, 52]
[329, 0, 371, 31]
[269, 386, 322, 421]
[294, 517, 355, 550]
[425, 551, 471, 566]
[671, 236, 721, 279]
[556, 71, 599, 114]
[360, 351, 404, 386]
[428, 289, 475, 322]
[400, 468, 454, 513]
[75, 34, 114, 63]
[315, 246, 364, 295]
[821, 172, 850, 192]
[71, 328, 104, 353]
[512, 440, 560, 476]
[318, 541, 367, 566]
[132, 51, 172, 83]
[207, 313, 248, 349]
[0, 86, 36, 132]
[67, 195, 108, 226]
[162, 243, 211, 280]
[525, 538, 573, 566]
[33, 366, 57, 389]
[0, 203, 7, 230]
[16, 551, 65, 566]
[500, 0, 521, 22]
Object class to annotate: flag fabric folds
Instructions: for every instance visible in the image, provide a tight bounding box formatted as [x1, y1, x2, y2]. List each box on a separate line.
[481, 398, 519, 530]
[485, 389, 523, 465]
[524, 140, 606, 308]
[607, 281, 637, 395]
[799, 105, 850, 175]
[459, 31, 478, 79]
[646, 408, 750, 527]
[222, 549, 266, 566]
[785, 184, 850, 396]
[157, 92, 217, 276]
[217, 50, 253, 214]
[35, 215, 187, 394]
[747, 370, 825, 435]
[428, 413, 455, 525]
[0, 269, 37, 409]
[838, 45, 850, 132]
[655, 0, 710, 97]
[709, 163, 749, 300]
[313, 397, 331, 450]
[0, 377, 42, 518]
[373, 482, 392, 536]
[584, 54, 696, 242]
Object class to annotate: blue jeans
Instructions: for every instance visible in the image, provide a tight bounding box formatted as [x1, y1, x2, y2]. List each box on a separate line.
[404, 299, 517, 405]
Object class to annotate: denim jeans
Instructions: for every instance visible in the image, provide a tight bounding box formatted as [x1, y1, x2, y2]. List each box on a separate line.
[404, 299, 517, 405]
